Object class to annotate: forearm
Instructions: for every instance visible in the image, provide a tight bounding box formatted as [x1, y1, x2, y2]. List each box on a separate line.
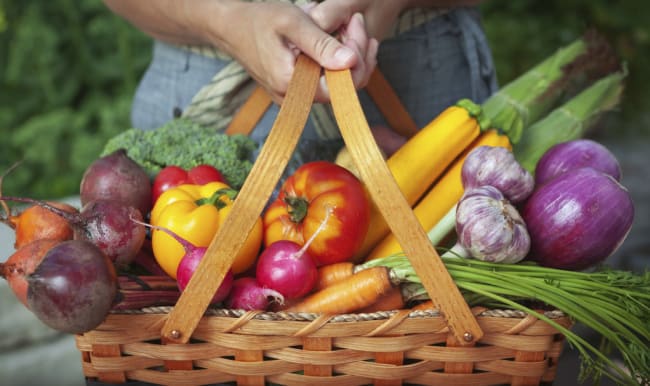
[102, 0, 229, 47]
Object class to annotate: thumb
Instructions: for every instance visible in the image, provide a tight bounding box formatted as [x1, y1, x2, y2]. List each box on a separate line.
[295, 28, 357, 70]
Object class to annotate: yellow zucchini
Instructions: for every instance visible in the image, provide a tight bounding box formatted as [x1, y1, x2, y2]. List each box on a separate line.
[352, 99, 489, 262]
[366, 129, 512, 261]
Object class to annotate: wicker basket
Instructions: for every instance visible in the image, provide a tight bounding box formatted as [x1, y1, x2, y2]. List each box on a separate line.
[77, 305, 571, 385]
[76, 56, 572, 386]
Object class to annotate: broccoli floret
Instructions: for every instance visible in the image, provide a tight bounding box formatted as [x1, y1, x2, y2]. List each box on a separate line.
[101, 118, 258, 189]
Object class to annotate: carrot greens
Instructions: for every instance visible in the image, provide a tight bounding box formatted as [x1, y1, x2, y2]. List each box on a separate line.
[361, 254, 650, 386]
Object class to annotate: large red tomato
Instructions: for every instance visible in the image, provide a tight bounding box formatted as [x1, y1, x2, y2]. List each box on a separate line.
[263, 161, 371, 266]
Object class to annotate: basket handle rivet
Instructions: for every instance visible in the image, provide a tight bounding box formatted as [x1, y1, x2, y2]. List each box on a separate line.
[463, 332, 474, 342]
[169, 330, 181, 340]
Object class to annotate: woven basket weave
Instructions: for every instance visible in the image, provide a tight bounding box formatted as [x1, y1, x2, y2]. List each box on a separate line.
[77, 305, 570, 385]
[76, 56, 572, 386]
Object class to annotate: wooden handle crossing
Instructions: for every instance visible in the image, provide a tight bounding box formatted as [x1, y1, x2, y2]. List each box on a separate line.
[161, 55, 320, 343]
[160, 55, 483, 346]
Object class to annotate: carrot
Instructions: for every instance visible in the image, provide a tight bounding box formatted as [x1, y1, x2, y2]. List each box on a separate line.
[314, 262, 355, 290]
[410, 300, 435, 311]
[357, 286, 405, 313]
[285, 266, 395, 314]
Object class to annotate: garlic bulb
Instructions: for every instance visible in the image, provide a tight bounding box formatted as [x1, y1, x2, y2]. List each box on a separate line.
[461, 146, 534, 203]
[454, 185, 530, 264]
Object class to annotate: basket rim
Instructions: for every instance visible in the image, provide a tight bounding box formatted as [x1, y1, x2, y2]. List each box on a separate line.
[109, 306, 567, 323]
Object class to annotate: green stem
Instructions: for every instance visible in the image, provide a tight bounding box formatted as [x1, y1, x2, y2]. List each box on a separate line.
[195, 188, 237, 208]
[283, 195, 309, 223]
[456, 281, 636, 386]
[427, 205, 456, 246]
[364, 254, 649, 385]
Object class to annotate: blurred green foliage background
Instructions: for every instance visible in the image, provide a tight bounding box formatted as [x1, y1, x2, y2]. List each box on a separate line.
[1, 0, 648, 199]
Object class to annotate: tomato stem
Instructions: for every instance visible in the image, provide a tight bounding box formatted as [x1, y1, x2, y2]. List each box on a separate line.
[284, 195, 309, 223]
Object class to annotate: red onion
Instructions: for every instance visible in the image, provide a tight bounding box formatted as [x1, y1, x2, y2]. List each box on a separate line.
[534, 139, 622, 186]
[461, 146, 534, 203]
[522, 167, 634, 270]
[453, 185, 530, 264]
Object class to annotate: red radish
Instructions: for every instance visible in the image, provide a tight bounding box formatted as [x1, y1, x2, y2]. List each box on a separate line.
[0, 197, 146, 269]
[80, 149, 153, 217]
[177, 254, 233, 304]
[0, 238, 60, 307]
[225, 277, 284, 311]
[255, 205, 334, 299]
[131, 218, 233, 304]
[255, 240, 317, 299]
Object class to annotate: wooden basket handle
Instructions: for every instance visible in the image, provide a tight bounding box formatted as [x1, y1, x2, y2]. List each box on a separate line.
[161, 55, 483, 346]
[325, 68, 482, 345]
[225, 68, 418, 139]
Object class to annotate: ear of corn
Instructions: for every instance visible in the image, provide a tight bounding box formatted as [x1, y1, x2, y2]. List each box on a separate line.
[366, 129, 512, 261]
[352, 99, 489, 262]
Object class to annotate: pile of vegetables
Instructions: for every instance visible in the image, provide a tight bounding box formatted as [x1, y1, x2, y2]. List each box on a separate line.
[0, 31, 646, 386]
[100, 118, 257, 189]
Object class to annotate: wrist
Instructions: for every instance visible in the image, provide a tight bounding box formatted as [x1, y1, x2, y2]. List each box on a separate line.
[191, 0, 241, 52]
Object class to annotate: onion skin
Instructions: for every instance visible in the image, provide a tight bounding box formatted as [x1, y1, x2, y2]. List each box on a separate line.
[462, 146, 534, 203]
[522, 167, 634, 270]
[534, 139, 622, 186]
[455, 185, 530, 264]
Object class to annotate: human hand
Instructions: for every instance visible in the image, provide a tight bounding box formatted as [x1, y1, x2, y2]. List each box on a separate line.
[308, 0, 412, 41]
[212, 1, 377, 103]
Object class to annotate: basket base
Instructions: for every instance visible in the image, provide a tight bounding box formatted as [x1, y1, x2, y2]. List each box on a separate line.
[78, 308, 573, 386]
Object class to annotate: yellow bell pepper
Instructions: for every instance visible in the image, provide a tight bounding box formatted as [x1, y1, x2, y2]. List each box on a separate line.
[150, 181, 263, 278]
